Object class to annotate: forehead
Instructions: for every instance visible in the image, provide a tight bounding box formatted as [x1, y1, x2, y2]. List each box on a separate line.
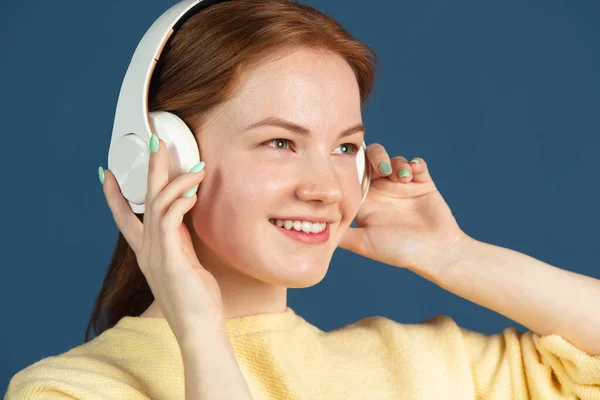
[224, 48, 363, 132]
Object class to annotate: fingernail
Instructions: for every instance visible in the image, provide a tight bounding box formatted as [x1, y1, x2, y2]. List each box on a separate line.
[378, 161, 392, 174]
[150, 134, 159, 153]
[410, 158, 420, 164]
[399, 168, 410, 178]
[183, 186, 198, 198]
[98, 166, 105, 184]
[189, 161, 205, 173]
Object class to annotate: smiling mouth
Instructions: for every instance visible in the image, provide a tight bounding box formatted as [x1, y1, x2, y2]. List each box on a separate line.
[268, 218, 328, 234]
[269, 219, 331, 246]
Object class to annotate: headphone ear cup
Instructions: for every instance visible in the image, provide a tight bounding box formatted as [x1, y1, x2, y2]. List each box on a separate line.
[357, 142, 371, 205]
[113, 111, 200, 214]
[148, 111, 201, 185]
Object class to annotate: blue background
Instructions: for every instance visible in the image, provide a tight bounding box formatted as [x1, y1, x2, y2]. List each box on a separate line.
[2, 0, 599, 392]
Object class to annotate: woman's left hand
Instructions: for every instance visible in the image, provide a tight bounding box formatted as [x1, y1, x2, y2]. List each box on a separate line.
[339, 143, 469, 273]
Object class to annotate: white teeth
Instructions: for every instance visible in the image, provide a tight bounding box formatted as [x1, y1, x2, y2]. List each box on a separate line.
[269, 218, 327, 233]
[301, 221, 312, 233]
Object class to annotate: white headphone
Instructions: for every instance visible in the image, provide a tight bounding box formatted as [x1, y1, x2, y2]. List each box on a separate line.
[108, 0, 371, 214]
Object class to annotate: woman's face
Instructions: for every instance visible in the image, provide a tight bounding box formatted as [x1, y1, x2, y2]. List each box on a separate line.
[188, 48, 365, 288]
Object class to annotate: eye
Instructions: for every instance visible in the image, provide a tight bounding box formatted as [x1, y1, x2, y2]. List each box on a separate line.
[266, 138, 291, 150]
[264, 139, 358, 156]
[333, 143, 359, 156]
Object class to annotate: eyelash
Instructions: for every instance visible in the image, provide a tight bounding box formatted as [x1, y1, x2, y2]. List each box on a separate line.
[265, 139, 359, 156]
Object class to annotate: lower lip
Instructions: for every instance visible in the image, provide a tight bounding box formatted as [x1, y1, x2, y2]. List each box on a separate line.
[270, 222, 331, 245]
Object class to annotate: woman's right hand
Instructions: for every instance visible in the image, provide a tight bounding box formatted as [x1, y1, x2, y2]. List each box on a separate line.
[100, 134, 225, 340]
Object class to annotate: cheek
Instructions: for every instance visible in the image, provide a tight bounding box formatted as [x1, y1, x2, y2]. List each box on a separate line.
[189, 157, 363, 241]
[341, 168, 363, 214]
[188, 165, 285, 241]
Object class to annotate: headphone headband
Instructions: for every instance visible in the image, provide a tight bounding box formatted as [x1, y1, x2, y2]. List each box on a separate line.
[109, 0, 226, 161]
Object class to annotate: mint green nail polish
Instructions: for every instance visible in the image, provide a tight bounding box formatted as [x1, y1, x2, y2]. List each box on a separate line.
[150, 134, 159, 153]
[189, 161, 205, 173]
[183, 186, 198, 198]
[98, 166, 105, 184]
[378, 161, 392, 174]
[410, 158, 420, 164]
[399, 168, 410, 178]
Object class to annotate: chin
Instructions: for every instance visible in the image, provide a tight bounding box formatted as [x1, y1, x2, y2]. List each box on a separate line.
[236, 251, 330, 289]
[276, 255, 333, 288]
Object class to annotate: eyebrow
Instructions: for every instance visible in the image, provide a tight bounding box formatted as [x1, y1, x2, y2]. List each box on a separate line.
[244, 117, 366, 138]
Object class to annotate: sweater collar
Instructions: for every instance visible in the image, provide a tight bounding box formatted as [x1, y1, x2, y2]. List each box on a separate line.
[117, 306, 305, 338]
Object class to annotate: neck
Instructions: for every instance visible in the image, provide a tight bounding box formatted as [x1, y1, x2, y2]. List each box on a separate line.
[140, 239, 288, 321]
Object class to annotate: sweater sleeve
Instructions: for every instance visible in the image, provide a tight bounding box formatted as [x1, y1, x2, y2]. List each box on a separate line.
[4, 356, 151, 400]
[458, 324, 600, 399]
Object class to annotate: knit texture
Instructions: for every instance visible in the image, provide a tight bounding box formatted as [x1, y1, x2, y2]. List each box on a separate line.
[5, 307, 600, 399]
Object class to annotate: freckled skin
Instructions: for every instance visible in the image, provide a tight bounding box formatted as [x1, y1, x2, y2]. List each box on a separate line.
[141, 48, 364, 320]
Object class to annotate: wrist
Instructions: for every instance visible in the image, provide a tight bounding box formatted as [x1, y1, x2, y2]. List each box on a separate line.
[412, 231, 476, 287]
[177, 323, 236, 365]
[172, 315, 228, 346]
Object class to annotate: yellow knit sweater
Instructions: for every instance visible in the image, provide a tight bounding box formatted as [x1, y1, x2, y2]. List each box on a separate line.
[5, 307, 600, 399]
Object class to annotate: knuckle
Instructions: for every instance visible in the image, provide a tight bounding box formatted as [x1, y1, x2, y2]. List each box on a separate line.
[150, 194, 167, 215]
[372, 146, 389, 158]
[369, 143, 384, 151]
[392, 155, 408, 163]
[158, 217, 171, 233]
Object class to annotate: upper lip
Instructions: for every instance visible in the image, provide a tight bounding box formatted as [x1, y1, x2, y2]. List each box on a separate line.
[270, 216, 336, 224]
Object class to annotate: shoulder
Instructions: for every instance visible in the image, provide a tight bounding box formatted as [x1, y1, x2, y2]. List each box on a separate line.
[5, 351, 149, 399]
[323, 313, 471, 356]
[5, 317, 175, 399]
[329, 313, 461, 339]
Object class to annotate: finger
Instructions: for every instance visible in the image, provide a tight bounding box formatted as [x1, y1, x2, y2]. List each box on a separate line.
[388, 156, 413, 183]
[407, 157, 433, 183]
[102, 169, 144, 253]
[365, 143, 392, 180]
[145, 135, 170, 226]
[152, 165, 205, 218]
[160, 194, 199, 272]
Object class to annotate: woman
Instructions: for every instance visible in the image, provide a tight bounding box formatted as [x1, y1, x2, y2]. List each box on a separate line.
[6, 0, 600, 399]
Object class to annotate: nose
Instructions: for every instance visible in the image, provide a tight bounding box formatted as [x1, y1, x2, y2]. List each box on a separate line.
[295, 156, 344, 204]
